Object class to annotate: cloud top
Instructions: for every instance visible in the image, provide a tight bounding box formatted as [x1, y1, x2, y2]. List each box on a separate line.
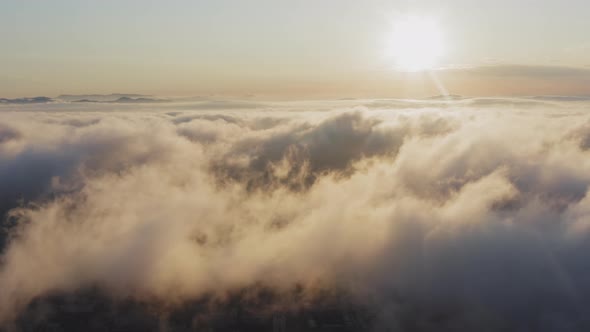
[1, 100, 590, 330]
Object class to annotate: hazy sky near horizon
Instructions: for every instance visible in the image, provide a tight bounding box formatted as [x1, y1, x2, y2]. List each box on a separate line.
[1, 0, 590, 98]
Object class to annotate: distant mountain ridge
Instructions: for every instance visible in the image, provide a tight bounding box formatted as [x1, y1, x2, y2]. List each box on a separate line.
[426, 94, 464, 100]
[71, 96, 167, 103]
[57, 93, 149, 102]
[0, 94, 168, 105]
[0, 96, 53, 104]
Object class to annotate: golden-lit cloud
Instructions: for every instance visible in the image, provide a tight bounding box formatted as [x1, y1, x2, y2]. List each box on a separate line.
[1, 99, 590, 330]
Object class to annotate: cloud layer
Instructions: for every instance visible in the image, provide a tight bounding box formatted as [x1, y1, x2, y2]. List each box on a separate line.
[1, 99, 590, 330]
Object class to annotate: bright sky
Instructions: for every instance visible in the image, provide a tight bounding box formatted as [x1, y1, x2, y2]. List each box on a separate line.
[1, 0, 589, 98]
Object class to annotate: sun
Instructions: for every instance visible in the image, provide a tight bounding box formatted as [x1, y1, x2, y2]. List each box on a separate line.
[388, 15, 445, 72]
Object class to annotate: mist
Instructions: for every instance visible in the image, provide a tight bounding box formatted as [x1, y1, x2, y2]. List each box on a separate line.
[1, 98, 590, 330]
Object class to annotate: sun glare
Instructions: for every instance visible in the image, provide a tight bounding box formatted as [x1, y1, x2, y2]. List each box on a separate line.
[388, 15, 445, 72]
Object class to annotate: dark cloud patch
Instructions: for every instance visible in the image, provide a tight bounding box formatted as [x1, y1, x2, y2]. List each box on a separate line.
[0, 124, 178, 219]
[63, 118, 101, 127]
[212, 112, 406, 191]
[568, 121, 590, 151]
[0, 124, 21, 144]
[508, 163, 589, 212]
[0, 148, 78, 216]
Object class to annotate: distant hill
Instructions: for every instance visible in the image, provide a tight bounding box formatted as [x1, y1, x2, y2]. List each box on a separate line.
[529, 95, 590, 102]
[70, 99, 99, 103]
[0, 94, 170, 104]
[108, 96, 167, 103]
[0, 96, 53, 104]
[58, 94, 150, 102]
[72, 97, 167, 103]
[426, 94, 464, 100]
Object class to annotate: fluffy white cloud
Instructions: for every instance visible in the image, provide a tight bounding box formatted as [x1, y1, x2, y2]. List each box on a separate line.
[1, 99, 590, 330]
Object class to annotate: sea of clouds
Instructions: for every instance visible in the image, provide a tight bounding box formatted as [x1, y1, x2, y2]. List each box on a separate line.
[1, 97, 590, 330]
